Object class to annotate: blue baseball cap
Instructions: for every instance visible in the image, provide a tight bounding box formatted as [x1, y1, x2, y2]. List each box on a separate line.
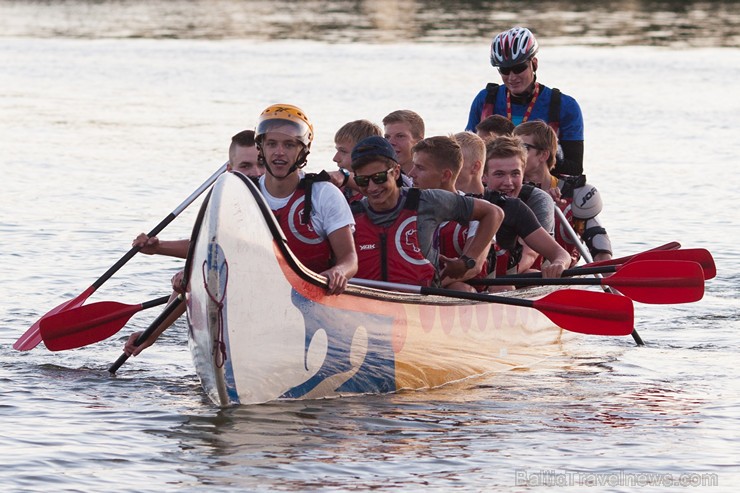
[351, 136, 398, 170]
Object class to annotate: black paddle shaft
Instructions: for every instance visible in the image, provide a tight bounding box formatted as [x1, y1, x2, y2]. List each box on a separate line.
[108, 296, 184, 374]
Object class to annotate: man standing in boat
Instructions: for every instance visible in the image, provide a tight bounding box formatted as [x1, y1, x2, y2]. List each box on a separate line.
[350, 135, 503, 288]
[255, 104, 358, 295]
[465, 26, 585, 177]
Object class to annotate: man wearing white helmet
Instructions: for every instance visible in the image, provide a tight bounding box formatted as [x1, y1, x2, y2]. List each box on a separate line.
[465, 26, 585, 178]
[514, 120, 612, 265]
[255, 104, 358, 295]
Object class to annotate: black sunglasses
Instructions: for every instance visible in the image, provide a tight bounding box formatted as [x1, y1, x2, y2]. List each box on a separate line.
[353, 170, 390, 187]
[498, 61, 530, 76]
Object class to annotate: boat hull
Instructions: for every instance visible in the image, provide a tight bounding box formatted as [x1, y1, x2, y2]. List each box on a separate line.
[187, 173, 564, 406]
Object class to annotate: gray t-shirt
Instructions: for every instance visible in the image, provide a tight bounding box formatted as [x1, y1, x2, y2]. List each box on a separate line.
[523, 186, 555, 234]
[358, 187, 475, 268]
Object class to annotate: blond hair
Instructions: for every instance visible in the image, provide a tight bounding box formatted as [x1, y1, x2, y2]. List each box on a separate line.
[334, 119, 382, 145]
[382, 109, 425, 140]
[453, 131, 486, 166]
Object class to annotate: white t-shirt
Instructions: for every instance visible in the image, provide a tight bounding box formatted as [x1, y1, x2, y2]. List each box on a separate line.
[259, 174, 355, 239]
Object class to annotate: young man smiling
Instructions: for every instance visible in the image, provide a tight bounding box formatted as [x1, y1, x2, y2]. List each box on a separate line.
[465, 26, 585, 177]
[350, 136, 503, 288]
[482, 136, 570, 279]
[256, 104, 358, 295]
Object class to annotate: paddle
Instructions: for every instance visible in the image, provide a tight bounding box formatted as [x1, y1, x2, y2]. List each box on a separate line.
[580, 241, 680, 269]
[467, 260, 704, 304]
[108, 186, 212, 372]
[498, 249, 715, 280]
[350, 278, 634, 337]
[552, 206, 645, 345]
[108, 295, 184, 375]
[39, 295, 171, 351]
[580, 248, 716, 280]
[13, 162, 227, 351]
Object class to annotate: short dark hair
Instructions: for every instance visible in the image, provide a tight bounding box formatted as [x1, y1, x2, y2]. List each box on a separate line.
[229, 130, 256, 165]
[231, 129, 256, 147]
[476, 115, 515, 138]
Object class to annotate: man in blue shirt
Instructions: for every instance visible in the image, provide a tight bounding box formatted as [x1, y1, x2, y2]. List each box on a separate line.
[465, 26, 584, 177]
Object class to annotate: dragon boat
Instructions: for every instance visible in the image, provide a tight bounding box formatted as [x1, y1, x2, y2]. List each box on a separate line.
[185, 172, 622, 407]
[19, 166, 710, 402]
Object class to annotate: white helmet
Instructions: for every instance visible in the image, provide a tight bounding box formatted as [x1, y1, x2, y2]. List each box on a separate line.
[490, 27, 539, 68]
[571, 185, 603, 219]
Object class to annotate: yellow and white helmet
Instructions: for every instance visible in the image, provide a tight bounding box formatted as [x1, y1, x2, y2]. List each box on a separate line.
[255, 104, 314, 148]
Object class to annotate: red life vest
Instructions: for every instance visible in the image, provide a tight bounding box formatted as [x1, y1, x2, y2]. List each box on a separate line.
[342, 187, 364, 205]
[437, 221, 467, 259]
[492, 243, 521, 277]
[353, 189, 437, 287]
[273, 185, 334, 274]
[481, 82, 561, 135]
[437, 220, 489, 288]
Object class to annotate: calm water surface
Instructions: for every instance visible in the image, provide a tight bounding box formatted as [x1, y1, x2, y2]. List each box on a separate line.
[1, 2, 739, 492]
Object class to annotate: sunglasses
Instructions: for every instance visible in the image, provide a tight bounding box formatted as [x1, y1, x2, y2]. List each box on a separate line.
[522, 143, 541, 152]
[498, 61, 530, 76]
[353, 170, 390, 187]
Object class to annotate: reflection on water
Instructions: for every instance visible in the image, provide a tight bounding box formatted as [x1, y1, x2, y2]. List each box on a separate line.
[1, 0, 739, 47]
[159, 354, 711, 491]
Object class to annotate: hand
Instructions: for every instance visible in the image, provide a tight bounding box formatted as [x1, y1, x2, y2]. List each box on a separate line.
[438, 255, 469, 281]
[329, 169, 348, 188]
[124, 330, 153, 356]
[547, 187, 566, 207]
[541, 261, 566, 279]
[171, 270, 186, 294]
[132, 233, 160, 255]
[321, 266, 349, 295]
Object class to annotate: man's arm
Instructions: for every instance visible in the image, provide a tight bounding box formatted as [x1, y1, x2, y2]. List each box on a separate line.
[521, 228, 571, 278]
[132, 233, 190, 258]
[440, 199, 503, 281]
[552, 140, 584, 177]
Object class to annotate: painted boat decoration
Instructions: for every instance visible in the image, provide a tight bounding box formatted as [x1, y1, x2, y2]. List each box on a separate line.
[185, 172, 573, 407]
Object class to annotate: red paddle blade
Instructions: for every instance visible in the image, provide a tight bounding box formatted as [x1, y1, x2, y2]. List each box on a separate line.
[624, 249, 715, 280]
[584, 242, 681, 269]
[13, 286, 95, 351]
[534, 290, 634, 336]
[40, 301, 142, 351]
[606, 260, 705, 304]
